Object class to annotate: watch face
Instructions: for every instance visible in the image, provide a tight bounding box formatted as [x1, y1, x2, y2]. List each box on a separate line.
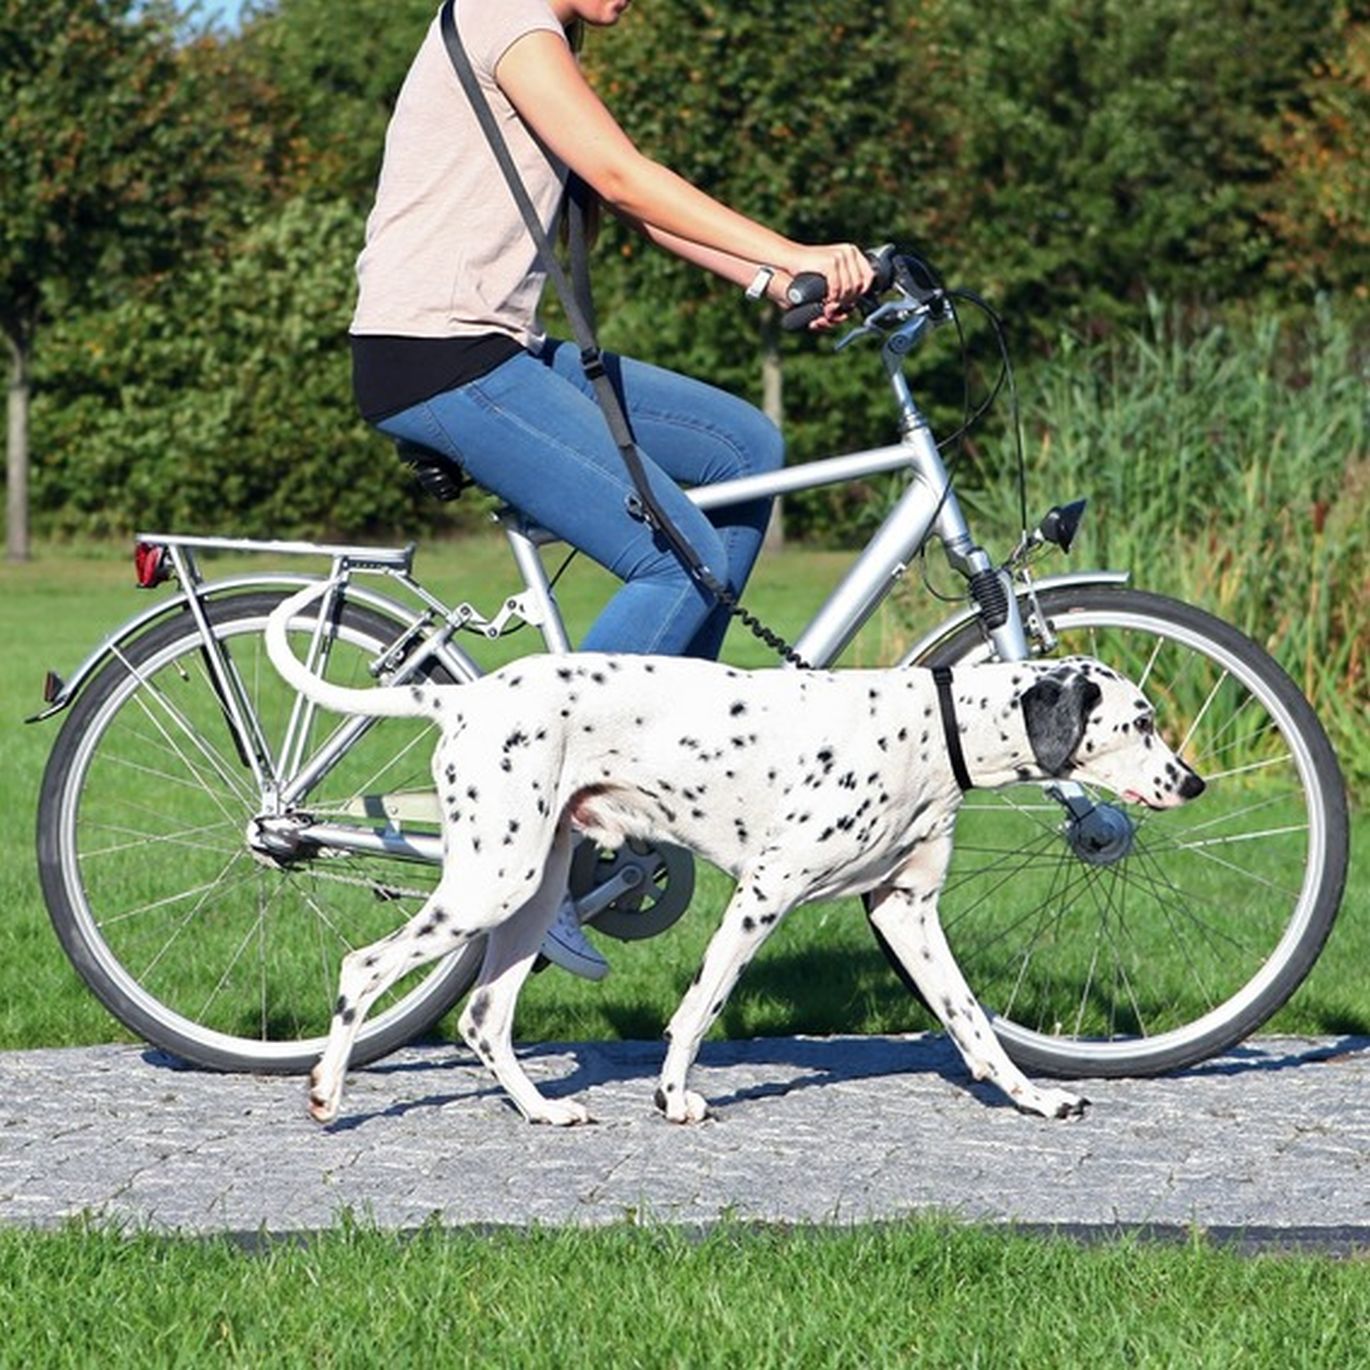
[747, 267, 774, 299]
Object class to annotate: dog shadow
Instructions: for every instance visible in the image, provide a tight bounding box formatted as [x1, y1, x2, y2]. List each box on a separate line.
[305, 1032, 1005, 1129]
[138, 1032, 1369, 1131]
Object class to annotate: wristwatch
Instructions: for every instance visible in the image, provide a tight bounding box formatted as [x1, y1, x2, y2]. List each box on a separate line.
[745, 265, 776, 301]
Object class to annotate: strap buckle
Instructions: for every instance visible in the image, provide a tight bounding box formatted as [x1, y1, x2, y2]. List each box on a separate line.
[580, 347, 606, 382]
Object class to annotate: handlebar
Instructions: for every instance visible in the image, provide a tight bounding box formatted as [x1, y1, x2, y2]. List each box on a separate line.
[779, 245, 944, 333]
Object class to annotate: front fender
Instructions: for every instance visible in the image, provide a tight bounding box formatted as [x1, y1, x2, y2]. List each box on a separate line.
[897, 569, 1131, 668]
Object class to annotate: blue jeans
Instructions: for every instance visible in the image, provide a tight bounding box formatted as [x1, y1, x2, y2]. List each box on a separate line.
[376, 341, 784, 658]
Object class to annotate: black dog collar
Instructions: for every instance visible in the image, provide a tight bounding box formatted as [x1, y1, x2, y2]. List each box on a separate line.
[932, 665, 975, 792]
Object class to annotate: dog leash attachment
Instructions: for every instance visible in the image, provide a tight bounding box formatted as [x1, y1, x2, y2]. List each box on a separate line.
[931, 666, 974, 792]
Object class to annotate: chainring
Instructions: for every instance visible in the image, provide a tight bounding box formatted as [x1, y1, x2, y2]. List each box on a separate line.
[567, 838, 696, 942]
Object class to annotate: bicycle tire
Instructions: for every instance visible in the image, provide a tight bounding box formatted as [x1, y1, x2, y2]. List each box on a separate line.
[37, 590, 483, 1074]
[898, 584, 1348, 1077]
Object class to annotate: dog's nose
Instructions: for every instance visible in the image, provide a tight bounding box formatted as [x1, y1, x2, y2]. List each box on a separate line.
[1178, 770, 1206, 800]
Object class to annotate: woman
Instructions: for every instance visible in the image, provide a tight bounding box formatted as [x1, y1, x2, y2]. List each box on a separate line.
[350, 0, 874, 976]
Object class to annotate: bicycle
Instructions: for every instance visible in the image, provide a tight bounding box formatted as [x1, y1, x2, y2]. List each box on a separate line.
[31, 248, 1349, 1081]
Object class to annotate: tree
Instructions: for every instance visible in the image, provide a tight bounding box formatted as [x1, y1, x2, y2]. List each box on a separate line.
[0, 0, 278, 559]
[921, 0, 1338, 325]
[232, 0, 435, 202]
[578, 0, 956, 538]
[1263, 3, 1370, 295]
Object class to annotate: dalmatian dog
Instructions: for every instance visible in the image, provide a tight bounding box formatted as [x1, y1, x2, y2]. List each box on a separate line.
[265, 582, 1204, 1127]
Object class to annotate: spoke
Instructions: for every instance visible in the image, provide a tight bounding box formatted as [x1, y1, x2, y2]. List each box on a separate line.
[1136, 824, 1304, 900]
[72, 817, 239, 862]
[1000, 848, 1088, 1024]
[1198, 751, 1294, 783]
[1169, 824, 1309, 852]
[116, 646, 260, 810]
[1142, 788, 1303, 842]
[91, 741, 247, 811]
[1180, 666, 1231, 756]
[340, 724, 439, 813]
[941, 827, 1063, 917]
[1081, 863, 1151, 1038]
[94, 859, 258, 928]
[132, 850, 252, 980]
[1136, 634, 1165, 692]
[196, 898, 271, 1024]
[1123, 837, 1264, 962]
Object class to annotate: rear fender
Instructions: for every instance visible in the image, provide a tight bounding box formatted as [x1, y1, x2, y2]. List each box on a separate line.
[27, 575, 466, 723]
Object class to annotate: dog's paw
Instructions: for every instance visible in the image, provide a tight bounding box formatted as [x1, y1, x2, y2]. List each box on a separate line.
[655, 1086, 710, 1124]
[1016, 1085, 1089, 1120]
[307, 1067, 341, 1124]
[530, 1097, 592, 1127]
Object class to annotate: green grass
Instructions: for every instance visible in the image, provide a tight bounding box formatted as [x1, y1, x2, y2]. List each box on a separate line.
[1, 539, 1366, 1053]
[0, 1218, 1365, 1368]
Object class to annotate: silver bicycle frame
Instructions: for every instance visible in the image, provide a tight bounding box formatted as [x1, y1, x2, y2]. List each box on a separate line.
[44, 304, 1098, 865]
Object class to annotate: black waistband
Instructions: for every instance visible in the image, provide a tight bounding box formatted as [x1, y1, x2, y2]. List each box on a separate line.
[349, 333, 523, 423]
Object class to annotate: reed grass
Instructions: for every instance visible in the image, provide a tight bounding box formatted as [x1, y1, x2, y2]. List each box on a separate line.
[948, 301, 1369, 788]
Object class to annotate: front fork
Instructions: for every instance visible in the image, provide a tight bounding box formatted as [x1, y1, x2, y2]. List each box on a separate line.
[958, 550, 1137, 868]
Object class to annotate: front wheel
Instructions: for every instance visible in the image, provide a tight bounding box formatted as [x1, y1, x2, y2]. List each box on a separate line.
[906, 585, 1349, 1077]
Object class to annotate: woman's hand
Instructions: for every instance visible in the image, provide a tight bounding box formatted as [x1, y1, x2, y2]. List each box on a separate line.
[784, 243, 875, 310]
[765, 256, 868, 331]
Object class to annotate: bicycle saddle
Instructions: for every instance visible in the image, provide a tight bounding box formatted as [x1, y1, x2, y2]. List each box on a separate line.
[394, 439, 470, 502]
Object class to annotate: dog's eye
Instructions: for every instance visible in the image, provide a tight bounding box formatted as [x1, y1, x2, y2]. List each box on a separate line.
[1135, 715, 1154, 736]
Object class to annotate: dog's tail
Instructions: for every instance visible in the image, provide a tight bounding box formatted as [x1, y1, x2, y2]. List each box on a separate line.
[264, 581, 434, 720]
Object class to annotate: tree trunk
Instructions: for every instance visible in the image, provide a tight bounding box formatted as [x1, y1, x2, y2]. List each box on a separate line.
[760, 308, 784, 551]
[6, 328, 30, 563]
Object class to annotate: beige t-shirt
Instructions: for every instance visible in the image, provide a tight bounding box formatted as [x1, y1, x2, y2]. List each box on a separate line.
[350, 0, 568, 347]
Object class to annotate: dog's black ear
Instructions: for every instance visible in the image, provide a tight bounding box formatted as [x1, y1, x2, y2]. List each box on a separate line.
[1021, 673, 1103, 776]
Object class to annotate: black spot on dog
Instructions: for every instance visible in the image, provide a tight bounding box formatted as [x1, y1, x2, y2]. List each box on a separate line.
[730, 701, 747, 717]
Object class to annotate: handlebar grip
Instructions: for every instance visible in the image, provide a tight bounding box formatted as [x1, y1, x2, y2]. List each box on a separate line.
[785, 272, 828, 307]
[780, 301, 827, 332]
[780, 272, 828, 330]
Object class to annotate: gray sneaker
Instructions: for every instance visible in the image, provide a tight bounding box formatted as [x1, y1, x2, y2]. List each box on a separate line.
[540, 895, 609, 981]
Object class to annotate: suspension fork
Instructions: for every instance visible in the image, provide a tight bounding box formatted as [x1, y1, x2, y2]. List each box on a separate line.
[883, 345, 1032, 665]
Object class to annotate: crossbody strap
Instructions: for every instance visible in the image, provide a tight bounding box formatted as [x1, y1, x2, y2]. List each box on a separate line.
[437, 0, 805, 665]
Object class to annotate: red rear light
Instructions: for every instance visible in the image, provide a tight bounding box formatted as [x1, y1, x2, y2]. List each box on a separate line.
[134, 541, 171, 589]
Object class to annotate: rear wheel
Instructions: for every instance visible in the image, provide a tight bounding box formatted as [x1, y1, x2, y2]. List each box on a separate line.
[903, 585, 1348, 1076]
[37, 591, 483, 1074]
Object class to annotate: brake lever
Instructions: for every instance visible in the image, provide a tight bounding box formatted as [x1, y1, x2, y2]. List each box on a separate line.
[833, 296, 925, 350]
